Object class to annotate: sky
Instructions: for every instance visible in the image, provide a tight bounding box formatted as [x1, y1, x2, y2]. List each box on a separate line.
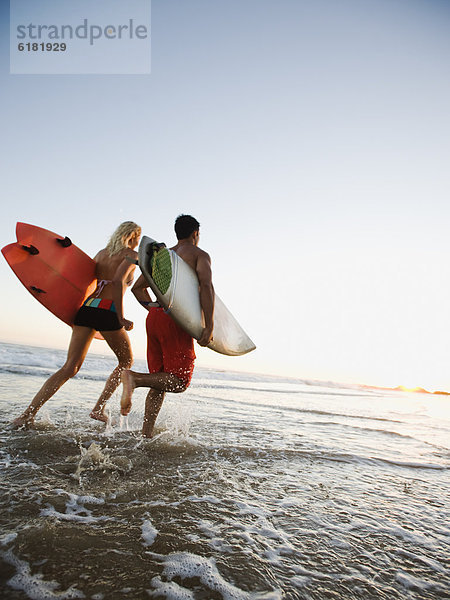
[1, 0, 450, 391]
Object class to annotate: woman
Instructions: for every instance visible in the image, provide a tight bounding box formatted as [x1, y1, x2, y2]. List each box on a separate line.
[12, 221, 141, 428]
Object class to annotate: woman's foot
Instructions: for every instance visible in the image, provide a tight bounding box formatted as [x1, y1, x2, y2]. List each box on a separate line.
[89, 410, 108, 423]
[12, 414, 34, 429]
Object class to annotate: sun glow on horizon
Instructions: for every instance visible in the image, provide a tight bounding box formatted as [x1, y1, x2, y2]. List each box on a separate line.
[397, 385, 424, 394]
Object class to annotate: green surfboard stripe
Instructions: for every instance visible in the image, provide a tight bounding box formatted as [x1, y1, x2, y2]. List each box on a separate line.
[151, 247, 172, 295]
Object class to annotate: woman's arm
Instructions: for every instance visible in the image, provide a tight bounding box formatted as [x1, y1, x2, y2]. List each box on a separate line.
[112, 254, 137, 330]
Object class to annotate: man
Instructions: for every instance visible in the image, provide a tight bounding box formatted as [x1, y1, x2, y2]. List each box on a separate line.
[120, 214, 214, 437]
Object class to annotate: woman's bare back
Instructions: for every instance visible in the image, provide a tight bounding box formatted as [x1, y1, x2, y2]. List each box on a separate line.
[92, 248, 137, 299]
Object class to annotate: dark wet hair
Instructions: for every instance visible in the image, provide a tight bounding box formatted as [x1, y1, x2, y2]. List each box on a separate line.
[174, 214, 200, 240]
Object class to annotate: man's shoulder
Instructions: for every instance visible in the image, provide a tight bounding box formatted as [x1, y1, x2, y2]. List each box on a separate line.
[189, 246, 211, 268]
[173, 245, 211, 272]
[174, 244, 209, 259]
[195, 246, 211, 261]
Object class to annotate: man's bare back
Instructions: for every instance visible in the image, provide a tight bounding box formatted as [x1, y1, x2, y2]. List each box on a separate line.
[171, 240, 209, 273]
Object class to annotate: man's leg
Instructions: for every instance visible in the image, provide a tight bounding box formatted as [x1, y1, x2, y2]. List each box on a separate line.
[142, 389, 166, 438]
[120, 370, 186, 415]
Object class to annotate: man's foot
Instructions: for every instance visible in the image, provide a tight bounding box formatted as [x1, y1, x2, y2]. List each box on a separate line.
[89, 410, 108, 424]
[121, 370, 135, 416]
[11, 414, 34, 429]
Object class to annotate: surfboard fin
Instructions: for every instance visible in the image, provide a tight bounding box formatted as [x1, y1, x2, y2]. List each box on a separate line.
[56, 236, 72, 248]
[21, 244, 39, 255]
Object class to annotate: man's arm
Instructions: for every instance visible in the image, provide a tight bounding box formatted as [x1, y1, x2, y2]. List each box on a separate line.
[196, 251, 214, 346]
[132, 274, 155, 310]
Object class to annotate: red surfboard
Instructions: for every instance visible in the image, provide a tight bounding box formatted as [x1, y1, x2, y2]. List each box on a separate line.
[2, 223, 101, 337]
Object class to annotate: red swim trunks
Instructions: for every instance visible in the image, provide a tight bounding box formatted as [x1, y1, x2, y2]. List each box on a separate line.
[145, 307, 196, 388]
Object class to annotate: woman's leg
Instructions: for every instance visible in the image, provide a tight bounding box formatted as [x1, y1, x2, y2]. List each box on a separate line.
[90, 328, 133, 422]
[13, 326, 95, 428]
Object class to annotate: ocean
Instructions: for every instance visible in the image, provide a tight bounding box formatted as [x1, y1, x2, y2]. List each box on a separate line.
[0, 341, 448, 600]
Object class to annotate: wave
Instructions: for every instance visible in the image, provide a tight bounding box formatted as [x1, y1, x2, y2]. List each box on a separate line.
[0, 363, 405, 426]
[0, 365, 57, 378]
[210, 445, 449, 471]
[192, 381, 373, 399]
[307, 421, 448, 449]
[2, 547, 85, 600]
[0, 364, 115, 383]
[1, 364, 403, 425]
[193, 393, 404, 424]
[0, 364, 373, 400]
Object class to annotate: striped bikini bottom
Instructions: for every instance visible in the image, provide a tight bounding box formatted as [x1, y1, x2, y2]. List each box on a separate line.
[73, 298, 122, 331]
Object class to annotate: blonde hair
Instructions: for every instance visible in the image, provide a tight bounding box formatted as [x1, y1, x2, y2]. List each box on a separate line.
[106, 221, 141, 256]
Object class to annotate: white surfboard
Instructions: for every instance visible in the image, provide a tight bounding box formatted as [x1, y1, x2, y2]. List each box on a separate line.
[138, 236, 256, 356]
